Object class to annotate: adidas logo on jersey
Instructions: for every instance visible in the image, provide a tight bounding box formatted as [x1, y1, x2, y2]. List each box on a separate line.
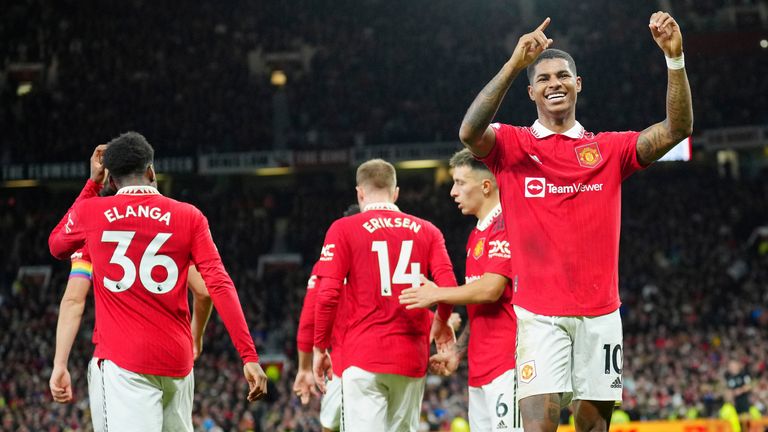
[610, 377, 623, 389]
[496, 419, 508, 429]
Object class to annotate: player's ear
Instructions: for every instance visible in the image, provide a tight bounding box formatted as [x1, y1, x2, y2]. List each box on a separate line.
[108, 175, 118, 191]
[527, 85, 535, 101]
[576, 76, 582, 93]
[355, 186, 365, 206]
[392, 186, 400, 203]
[482, 179, 492, 195]
[146, 164, 156, 183]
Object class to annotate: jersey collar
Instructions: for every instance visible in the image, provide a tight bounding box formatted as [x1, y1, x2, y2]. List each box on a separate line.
[363, 202, 400, 212]
[116, 185, 161, 195]
[476, 203, 502, 231]
[531, 120, 585, 139]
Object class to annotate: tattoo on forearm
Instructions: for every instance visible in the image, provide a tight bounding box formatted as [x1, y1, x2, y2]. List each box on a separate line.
[455, 322, 469, 356]
[637, 68, 693, 165]
[461, 67, 519, 142]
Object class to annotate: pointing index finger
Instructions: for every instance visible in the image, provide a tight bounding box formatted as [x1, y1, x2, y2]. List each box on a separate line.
[536, 17, 551, 32]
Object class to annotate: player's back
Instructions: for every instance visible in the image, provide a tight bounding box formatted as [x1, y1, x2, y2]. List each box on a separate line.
[321, 205, 455, 377]
[75, 187, 203, 377]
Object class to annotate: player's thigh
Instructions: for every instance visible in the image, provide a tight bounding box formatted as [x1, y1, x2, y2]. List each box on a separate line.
[468, 385, 492, 431]
[384, 373, 425, 432]
[160, 370, 194, 432]
[514, 306, 573, 402]
[320, 374, 342, 431]
[341, 366, 387, 432]
[473, 369, 523, 432]
[101, 359, 163, 432]
[87, 358, 106, 432]
[571, 308, 623, 403]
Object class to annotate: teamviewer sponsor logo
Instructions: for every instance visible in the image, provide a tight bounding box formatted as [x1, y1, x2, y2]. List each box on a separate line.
[524, 177, 546, 198]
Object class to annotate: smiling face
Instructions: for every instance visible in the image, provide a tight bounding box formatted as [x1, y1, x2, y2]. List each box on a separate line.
[527, 58, 582, 120]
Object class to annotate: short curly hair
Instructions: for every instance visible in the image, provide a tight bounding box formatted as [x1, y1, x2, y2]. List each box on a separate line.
[103, 132, 155, 180]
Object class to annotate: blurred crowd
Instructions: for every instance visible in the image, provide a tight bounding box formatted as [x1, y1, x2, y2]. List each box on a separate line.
[1, 0, 767, 163]
[1, 163, 767, 430]
[1, 0, 767, 430]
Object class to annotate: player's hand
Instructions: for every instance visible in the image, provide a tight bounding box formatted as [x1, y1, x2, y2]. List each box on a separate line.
[193, 337, 204, 361]
[509, 17, 553, 71]
[243, 362, 268, 402]
[293, 369, 319, 405]
[430, 314, 456, 354]
[312, 347, 333, 394]
[50, 365, 74, 403]
[429, 349, 460, 376]
[89, 144, 108, 184]
[447, 312, 462, 332]
[648, 12, 682, 58]
[399, 276, 441, 309]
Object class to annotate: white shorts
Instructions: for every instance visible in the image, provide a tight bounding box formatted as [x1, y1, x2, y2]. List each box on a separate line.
[514, 306, 623, 405]
[320, 374, 342, 430]
[87, 358, 194, 432]
[468, 368, 524, 431]
[341, 366, 425, 432]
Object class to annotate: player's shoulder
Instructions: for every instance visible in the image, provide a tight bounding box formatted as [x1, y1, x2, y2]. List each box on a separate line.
[161, 196, 205, 217]
[400, 211, 442, 235]
[489, 213, 506, 236]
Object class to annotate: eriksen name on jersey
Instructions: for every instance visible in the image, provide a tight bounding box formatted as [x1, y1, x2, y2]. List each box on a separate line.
[104, 205, 172, 226]
[362, 217, 422, 234]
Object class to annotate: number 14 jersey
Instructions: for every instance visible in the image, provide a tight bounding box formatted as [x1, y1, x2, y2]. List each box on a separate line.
[314, 203, 457, 377]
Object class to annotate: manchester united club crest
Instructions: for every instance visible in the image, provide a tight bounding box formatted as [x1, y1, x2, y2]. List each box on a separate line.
[520, 360, 536, 383]
[574, 142, 603, 168]
[472, 238, 485, 260]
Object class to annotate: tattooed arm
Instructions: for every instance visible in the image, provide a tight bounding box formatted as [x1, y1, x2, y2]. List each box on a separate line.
[636, 12, 693, 166]
[459, 18, 553, 157]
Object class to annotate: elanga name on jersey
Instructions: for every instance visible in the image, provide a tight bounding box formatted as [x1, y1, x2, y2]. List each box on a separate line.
[104, 204, 172, 226]
[362, 216, 421, 234]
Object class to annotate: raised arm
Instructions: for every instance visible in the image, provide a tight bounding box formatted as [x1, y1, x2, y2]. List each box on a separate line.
[459, 18, 553, 157]
[49, 145, 107, 259]
[636, 12, 693, 165]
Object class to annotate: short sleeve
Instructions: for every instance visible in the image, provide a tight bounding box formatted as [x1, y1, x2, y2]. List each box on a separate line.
[601, 131, 644, 180]
[477, 123, 524, 175]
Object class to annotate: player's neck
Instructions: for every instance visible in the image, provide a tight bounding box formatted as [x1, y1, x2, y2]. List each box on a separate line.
[362, 194, 394, 209]
[114, 177, 156, 191]
[536, 112, 577, 134]
[474, 198, 500, 223]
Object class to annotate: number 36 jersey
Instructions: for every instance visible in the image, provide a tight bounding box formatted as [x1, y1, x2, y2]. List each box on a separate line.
[314, 203, 457, 377]
[49, 180, 258, 377]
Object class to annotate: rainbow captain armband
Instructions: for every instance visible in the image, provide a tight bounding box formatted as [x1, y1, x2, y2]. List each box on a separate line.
[69, 258, 93, 281]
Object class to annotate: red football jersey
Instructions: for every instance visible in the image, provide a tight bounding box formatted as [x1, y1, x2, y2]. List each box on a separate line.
[49, 181, 258, 376]
[314, 203, 457, 377]
[296, 262, 346, 377]
[464, 205, 517, 387]
[480, 121, 643, 316]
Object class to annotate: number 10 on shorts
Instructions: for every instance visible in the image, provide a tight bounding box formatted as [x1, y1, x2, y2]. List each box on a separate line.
[602, 344, 623, 374]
